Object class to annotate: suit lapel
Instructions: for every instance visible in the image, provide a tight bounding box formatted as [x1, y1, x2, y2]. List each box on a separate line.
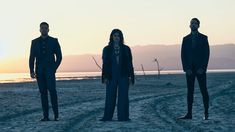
[35, 38, 41, 57]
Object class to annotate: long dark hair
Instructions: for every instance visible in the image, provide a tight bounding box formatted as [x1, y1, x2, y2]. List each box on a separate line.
[108, 29, 124, 45]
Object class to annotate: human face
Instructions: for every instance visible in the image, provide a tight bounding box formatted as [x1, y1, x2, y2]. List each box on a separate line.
[40, 24, 49, 36]
[190, 19, 200, 31]
[112, 32, 120, 44]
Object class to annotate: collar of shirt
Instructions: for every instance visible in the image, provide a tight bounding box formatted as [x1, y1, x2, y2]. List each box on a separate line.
[40, 36, 49, 42]
[191, 31, 199, 36]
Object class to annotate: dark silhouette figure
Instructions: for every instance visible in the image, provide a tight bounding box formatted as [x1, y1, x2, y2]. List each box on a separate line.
[179, 18, 210, 120]
[100, 29, 135, 121]
[29, 22, 62, 121]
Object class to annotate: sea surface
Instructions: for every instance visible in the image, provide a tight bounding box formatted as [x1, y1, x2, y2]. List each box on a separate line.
[0, 69, 235, 83]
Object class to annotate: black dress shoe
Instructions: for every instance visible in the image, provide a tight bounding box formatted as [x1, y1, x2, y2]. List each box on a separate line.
[178, 114, 192, 119]
[204, 113, 209, 120]
[54, 117, 59, 121]
[99, 118, 112, 121]
[40, 117, 50, 121]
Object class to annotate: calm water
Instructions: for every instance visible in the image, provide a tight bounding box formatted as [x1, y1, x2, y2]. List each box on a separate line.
[0, 69, 235, 83]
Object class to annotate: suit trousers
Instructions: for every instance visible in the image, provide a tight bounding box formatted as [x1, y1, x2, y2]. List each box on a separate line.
[36, 70, 58, 118]
[186, 73, 209, 114]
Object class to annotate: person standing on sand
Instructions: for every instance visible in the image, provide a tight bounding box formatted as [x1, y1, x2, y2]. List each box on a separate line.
[179, 18, 210, 120]
[100, 29, 135, 121]
[29, 22, 62, 121]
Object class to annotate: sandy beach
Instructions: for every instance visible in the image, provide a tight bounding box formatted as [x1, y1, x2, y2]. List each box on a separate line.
[0, 73, 234, 132]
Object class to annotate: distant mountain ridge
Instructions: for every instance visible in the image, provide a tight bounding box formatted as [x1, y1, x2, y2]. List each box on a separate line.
[59, 44, 235, 72]
[1, 44, 235, 73]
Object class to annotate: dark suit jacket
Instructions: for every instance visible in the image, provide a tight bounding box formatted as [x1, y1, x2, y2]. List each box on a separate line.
[181, 33, 210, 72]
[29, 36, 62, 74]
[102, 43, 135, 84]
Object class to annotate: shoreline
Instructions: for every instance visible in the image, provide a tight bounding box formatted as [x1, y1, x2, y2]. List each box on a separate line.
[1, 71, 235, 85]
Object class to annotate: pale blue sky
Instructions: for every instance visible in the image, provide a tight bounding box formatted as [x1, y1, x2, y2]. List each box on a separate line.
[0, 0, 235, 61]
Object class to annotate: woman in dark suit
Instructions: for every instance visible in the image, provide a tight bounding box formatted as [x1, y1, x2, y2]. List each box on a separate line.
[100, 29, 135, 121]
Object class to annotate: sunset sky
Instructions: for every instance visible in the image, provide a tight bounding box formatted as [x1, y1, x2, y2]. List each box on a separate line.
[0, 0, 235, 64]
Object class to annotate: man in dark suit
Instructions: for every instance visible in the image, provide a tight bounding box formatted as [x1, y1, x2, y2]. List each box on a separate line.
[179, 18, 210, 120]
[29, 22, 62, 121]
